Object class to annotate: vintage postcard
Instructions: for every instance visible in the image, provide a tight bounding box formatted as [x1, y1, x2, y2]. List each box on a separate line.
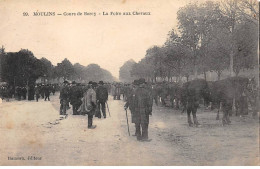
[0, 0, 259, 166]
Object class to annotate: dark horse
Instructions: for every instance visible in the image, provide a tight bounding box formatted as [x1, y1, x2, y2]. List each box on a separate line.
[181, 79, 211, 127]
[209, 77, 250, 125]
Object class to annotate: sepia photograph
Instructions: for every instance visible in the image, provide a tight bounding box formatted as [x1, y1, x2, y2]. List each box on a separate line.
[0, 0, 259, 166]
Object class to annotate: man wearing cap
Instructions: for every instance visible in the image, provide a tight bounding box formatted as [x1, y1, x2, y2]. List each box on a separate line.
[79, 81, 97, 129]
[133, 78, 152, 141]
[59, 81, 70, 115]
[96, 81, 108, 118]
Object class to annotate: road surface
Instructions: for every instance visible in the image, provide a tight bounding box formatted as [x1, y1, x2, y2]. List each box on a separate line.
[0, 93, 259, 165]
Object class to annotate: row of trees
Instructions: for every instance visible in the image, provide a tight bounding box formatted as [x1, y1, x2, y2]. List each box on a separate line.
[127, 0, 258, 82]
[0, 48, 115, 87]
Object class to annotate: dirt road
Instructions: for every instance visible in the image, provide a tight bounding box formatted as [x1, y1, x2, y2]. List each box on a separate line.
[0, 94, 259, 165]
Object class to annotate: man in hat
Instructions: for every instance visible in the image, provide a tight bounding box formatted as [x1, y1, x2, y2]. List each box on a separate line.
[44, 84, 51, 101]
[124, 79, 139, 136]
[96, 81, 108, 118]
[40, 84, 45, 99]
[79, 81, 97, 129]
[132, 78, 152, 141]
[70, 81, 83, 115]
[35, 85, 40, 102]
[60, 81, 70, 115]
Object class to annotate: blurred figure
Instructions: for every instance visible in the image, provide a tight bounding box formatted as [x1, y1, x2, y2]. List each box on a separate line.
[40, 84, 45, 99]
[96, 81, 108, 118]
[44, 84, 51, 101]
[28, 84, 35, 101]
[59, 81, 70, 115]
[35, 85, 40, 102]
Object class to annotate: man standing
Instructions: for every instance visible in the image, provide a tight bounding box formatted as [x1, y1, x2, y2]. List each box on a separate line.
[96, 81, 108, 118]
[125, 79, 153, 141]
[40, 84, 45, 99]
[79, 81, 97, 129]
[70, 81, 83, 115]
[35, 85, 40, 102]
[60, 81, 70, 115]
[124, 80, 138, 136]
[135, 78, 153, 141]
[44, 84, 51, 101]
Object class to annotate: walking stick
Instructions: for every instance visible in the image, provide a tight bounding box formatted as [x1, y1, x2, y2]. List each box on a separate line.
[106, 102, 111, 117]
[125, 109, 130, 136]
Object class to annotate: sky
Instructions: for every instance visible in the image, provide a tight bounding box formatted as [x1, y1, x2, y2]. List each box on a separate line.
[0, 0, 209, 78]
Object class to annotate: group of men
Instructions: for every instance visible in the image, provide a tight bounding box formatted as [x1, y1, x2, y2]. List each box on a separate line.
[58, 78, 154, 141]
[0, 85, 11, 101]
[59, 80, 109, 129]
[34, 84, 56, 102]
[0, 83, 57, 102]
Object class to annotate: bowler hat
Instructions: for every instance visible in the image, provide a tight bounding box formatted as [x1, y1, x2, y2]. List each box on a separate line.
[92, 82, 97, 87]
[133, 80, 139, 85]
[139, 78, 146, 84]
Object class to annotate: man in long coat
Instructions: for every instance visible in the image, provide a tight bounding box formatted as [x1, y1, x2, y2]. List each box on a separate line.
[79, 81, 97, 129]
[44, 84, 51, 101]
[35, 85, 40, 102]
[128, 78, 153, 141]
[70, 81, 83, 115]
[124, 80, 138, 136]
[59, 81, 70, 115]
[96, 81, 108, 118]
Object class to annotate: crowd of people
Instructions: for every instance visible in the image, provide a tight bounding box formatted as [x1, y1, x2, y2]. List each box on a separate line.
[59, 80, 109, 129]
[0, 83, 58, 101]
[0, 76, 258, 142]
[57, 78, 154, 141]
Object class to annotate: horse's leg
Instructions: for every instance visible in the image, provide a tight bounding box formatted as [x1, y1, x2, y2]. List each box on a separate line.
[222, 102, 232, 125]
[170, 97, 174, 108]
[216, 102, 220, 120]
[187, 107, 193, 127]
[154, 96, 158, 106]
[222, 103, 227, 126]
[162, 97, 166, 106]
[193, 106, 200, 126]
[216, 109, 220, 120]
[176, 99, 180, 109]
[181, 102, 186, 114]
